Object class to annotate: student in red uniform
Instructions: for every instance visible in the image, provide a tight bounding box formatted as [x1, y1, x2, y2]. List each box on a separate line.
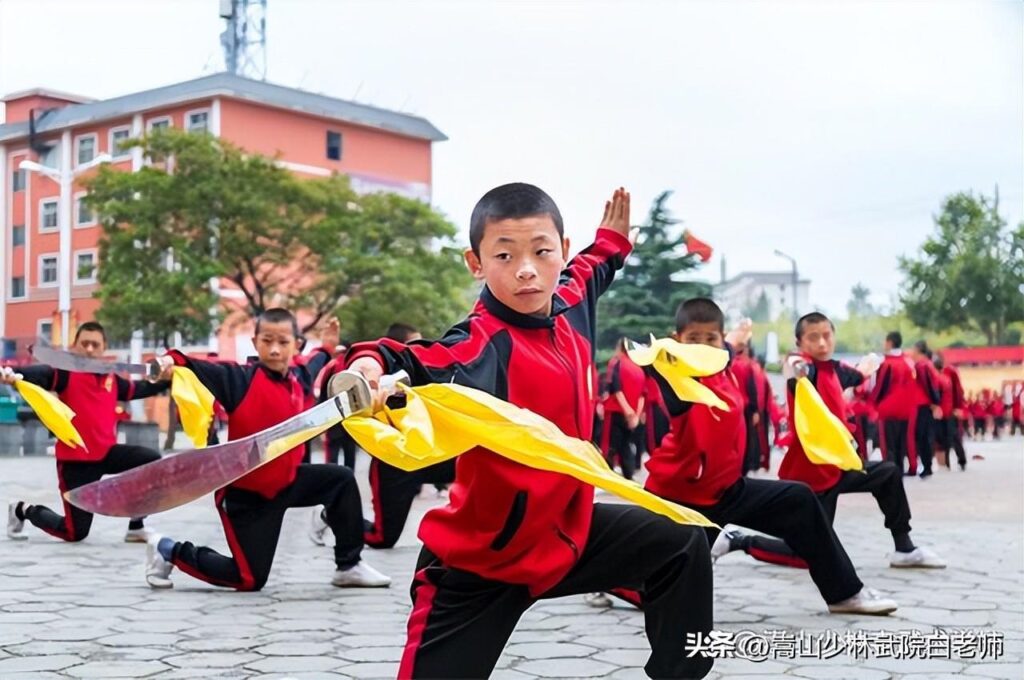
[849, 383, 875, 461]
[932, 356, 967, 470]
[906, 341, 942, 478]
[603, 338, 647, 479]
[5, 322, 169, 543]
[728, 335, 761, 475]
[1011, 383, 1024, 436]
[871, 331, 918, 474]
[644, 370, 671, 454]
[311, 322, 456, 550]
[625, 299, 896, 616]
[989, 392, 1006, 439]
[143, 309, 390, 591]
[345, 185, 714, 680]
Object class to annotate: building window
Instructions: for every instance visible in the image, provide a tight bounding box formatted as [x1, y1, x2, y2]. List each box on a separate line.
[186, 110, 209, 133]
[110, 126, 132, 158]
[75, 251, 97, 283]
[12, 169, 26, 192]
[75, 194, 95, 227]
[12, 224, 25, 247]
[10, 277, 25, 299]
[39, 320, 53, 341]
[326, 131, 342, 161]
[147, 117, 171, 132]
[40, 255, 59, 286]
[40, 199, 59, 232]
[76, 134, 97, 166]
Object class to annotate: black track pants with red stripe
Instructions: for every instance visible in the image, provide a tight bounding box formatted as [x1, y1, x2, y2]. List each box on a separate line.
[26, 445, 159, 541]
[734, 461, 914, 567]
[170, 464, 364, 591]
[364, 458, 456, 549]
[691, 478, 862, 605]
[399, 503, 714, 679]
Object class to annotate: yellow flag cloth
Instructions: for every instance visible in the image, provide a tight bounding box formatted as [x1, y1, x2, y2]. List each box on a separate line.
[627, 337, 731, 410]
[170, 367, 217, 449]
[344, 383, 716, 528]
[793, 376, 863, 471]
[15, 379, 87, 451]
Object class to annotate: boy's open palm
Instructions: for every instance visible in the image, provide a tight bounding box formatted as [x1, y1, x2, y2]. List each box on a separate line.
[601, 188, 635, 244]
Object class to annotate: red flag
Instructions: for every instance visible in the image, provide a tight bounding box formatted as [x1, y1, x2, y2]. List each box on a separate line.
[684, 231, 713, 262]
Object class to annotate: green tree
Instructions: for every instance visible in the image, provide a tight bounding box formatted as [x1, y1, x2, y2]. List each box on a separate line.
[899, 190, 1024, 345]
[846, 282, 875, 318]
[742, 290, 772, 323]
[87, 129, 471, 342]
[596, 191, 710, 350]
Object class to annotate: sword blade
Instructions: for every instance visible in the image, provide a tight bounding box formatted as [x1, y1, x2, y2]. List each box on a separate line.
[31, 345, 153, 376]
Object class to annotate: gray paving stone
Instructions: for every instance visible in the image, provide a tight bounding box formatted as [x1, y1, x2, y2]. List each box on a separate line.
[790, 664, 893, 678]
[163, 652, 262, 668]
[63, 660, 170, 677]
[176, 636, 258, 652]
[961, 663, 1024, 679]
[505, 642, 597, 658]
[515, 658, 619, 677]
[245, 655, 346, 672]
[96, 632, 183, 647]
[336, 646, 405, 662]
[0, 655, 83, 672]
[253, 641, 337, 656]
[336, 661, 401, 678]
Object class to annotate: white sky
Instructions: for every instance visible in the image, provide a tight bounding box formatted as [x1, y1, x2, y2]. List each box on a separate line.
[1, 0, 1021, 317]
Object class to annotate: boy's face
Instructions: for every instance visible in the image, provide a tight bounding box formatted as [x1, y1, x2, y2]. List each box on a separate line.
[798, 321, 835, 361]
[674, 322, 725, 349]
[73, 330, 106, 358]
[464, 215, 569, 317]
[252, 320, 298, 373]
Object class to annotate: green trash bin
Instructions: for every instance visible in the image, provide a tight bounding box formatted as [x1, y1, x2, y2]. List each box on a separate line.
[0, 388, 19, 424]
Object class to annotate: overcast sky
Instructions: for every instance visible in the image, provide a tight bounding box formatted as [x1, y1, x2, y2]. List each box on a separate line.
[1, 0, 1021, 317]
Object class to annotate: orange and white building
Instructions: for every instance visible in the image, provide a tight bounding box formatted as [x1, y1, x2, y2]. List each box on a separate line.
[0, 73, 445, 362]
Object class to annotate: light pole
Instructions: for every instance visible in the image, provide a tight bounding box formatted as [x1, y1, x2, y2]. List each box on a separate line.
[21, 151, 111, 347]
[773, 249, 799, 323]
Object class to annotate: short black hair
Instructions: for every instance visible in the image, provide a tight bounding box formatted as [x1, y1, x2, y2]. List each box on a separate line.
[385, 322, 420, 343]
[74, 321, 106, 343]
[469, 183, 564, 256]
[675, 297, 724, 332]
[795, 312, 834, 340]
[886, 331, 903, 348]
[255, 308, 299, 337]
[914, 339, 932, 359]
[933, 355, 944, 370]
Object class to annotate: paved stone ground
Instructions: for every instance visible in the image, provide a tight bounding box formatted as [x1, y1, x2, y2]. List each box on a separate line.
[1, 437, 1021, 679]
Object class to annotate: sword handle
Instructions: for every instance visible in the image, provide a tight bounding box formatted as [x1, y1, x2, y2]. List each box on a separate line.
[380, 370, 411, 393]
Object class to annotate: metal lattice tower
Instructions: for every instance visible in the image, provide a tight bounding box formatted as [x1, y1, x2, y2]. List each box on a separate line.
[220, 0, 267, 80]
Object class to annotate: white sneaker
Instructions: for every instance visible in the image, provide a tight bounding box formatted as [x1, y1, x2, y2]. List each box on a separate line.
[889, 546, 946, 569]
[331, 561, 391, 588]
[145, 534, 174, 589]
[309, 506, 329, 546]
[124, 527, 151, 543]
[7, 502, 26, 541]
[828, 588, 898, 615]
[584, 592, 613, 608]
[710, 525, 741, 563]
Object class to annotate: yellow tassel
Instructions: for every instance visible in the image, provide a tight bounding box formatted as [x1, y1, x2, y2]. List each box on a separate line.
[344, 383, 716, 528]
[627, 337, 731, 410]
[15, 380, 87, 451]
[794, 377, 863, 471]
[170, 367, 217, 449]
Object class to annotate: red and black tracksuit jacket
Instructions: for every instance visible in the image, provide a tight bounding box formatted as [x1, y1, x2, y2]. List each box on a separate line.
[777, 357, 864, 493]
[345, 228, 629, 596]
[165, 349, 330, 497]
[16, 365, 169, 541]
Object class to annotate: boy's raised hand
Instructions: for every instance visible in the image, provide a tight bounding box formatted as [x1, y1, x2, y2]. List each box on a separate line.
[320, 317, 341, 354]
[600, 187, 636, 245]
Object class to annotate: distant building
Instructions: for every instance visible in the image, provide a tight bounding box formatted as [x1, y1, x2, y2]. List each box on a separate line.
[0, 73, 445, 361]
[713, 271, 811, 325]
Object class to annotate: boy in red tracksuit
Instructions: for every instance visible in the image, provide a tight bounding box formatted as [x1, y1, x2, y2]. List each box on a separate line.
[871, 331, 918, 474]
[906, 341, 942, 478]
[312, 322, 456, 550]
[1012, 384, 1024, 436]
[603, 339, 646, 479]
[728, 338, 761, 474]
[849, 383, 875, 460]
[5, 322, 169, 543]
[721, 313, 945, 570]
[630, 298, 896, 617]
[346, 185, 714, 680]
[644, 371, 671, 454]
[143, 310, 390, 591]
[932, 356, 967, 470]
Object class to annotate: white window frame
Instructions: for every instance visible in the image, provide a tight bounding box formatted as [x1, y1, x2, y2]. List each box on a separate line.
[39, 198, 59, 233]
[74, 133, 97, 168]
[38, 319, 53, 342]
[185, 107, 211, 133]
[9, 276, 26, 300]
[74, 248, 98, 284]
[38, 253, 59, 288]
[108, 125, 132, 160]
[146, 116, 173, 132]
[74, 191, 97, 228]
